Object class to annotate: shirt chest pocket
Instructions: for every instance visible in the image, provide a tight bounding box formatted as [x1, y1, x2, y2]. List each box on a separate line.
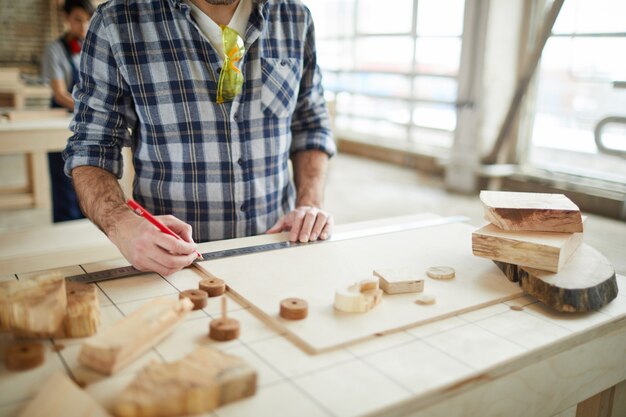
[260, 57, 302, 119]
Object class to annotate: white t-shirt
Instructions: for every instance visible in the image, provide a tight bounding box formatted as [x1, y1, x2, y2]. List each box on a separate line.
[183, 0, 252, 61]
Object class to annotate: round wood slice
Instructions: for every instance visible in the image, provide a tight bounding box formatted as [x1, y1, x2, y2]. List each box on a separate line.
[199, 278, 226, 297]
[279, 298, 308, 320]
[5, 342, 44, 371]
[494, 243, 617, 313]
[426, 266, 455, 280]
[209, 318, 240, 341]
[415, 293, 436, 305]
[179, 289, 208, 310]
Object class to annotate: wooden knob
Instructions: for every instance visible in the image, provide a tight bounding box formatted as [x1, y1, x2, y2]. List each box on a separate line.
[199, 278, 226, 297]
[5, 342, 44, 371]
[179, 289, 208, 310]
[279, 298, 308, 320]
[209, 318, 240, 341]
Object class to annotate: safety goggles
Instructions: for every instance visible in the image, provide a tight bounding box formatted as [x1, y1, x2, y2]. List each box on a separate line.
[216, 25, 245, 104]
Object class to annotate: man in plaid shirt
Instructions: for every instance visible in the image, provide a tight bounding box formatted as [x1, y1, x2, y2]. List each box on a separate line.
[64, 0, 336, 276]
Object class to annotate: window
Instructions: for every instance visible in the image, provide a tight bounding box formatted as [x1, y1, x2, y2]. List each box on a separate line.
[307, 0, 465, 155]
[527, 0, 626, 182]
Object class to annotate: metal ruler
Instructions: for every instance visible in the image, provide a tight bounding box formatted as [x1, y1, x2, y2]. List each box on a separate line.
[66, 215, 468, 284]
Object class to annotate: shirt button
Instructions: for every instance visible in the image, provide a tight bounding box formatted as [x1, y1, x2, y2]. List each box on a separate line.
[233, 113, 238, 121]
[240, 204, 246, 212]
[237, 158, 244, 166]
[280, 59, 287, 66]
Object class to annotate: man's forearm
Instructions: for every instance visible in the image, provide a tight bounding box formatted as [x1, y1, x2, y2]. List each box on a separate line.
[291, 149, 329, 208]
[71, 166, 133, 238]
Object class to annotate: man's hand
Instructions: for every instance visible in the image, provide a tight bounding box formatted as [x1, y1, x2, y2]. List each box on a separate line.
[110, 212, 198, 276]
[267, 205, 333, 242]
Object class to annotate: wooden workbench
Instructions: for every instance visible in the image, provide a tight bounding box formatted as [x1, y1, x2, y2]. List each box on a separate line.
[0, 215, 624, 417]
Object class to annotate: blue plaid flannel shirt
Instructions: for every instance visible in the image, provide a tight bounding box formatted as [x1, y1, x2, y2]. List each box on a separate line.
[64, 0, 335, 242]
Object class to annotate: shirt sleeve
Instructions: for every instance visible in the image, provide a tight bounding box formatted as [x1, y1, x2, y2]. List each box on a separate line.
[289, 7, 336, 158]
[63, 9, 137, 179]
[42, 42, 65, 83]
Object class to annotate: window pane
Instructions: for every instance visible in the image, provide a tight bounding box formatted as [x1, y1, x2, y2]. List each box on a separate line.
[415, 38, 461, 75]
[317, 40, 353, 71]
[412, 103, 456, 131]
[553, 0, 626, 35]
[357, 0, 413, 34]
[355, 37, 414, 72]
[353, 73, 412, 98]
[336, 94, 411, 125]
[413, 76, 458, 102]
[335, 116, 408, 141]
[410, 127, 454, 149]
[307, 0, 355, 38]
[417, 0, 465, 36]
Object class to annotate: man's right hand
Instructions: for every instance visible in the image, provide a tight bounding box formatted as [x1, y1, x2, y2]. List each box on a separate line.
[109, 211, 199, 277]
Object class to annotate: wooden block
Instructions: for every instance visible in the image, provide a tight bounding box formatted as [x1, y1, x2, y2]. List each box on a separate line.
[114, 347, 257, 417]
[18, 371, 112, 417]
[79, 298, 193, 375]
[334, 279, 383, 313]
[494, 243, 618, 312]
[5, 342, 44, 371]
[472, 223, 583, 272]
[179, 289, 208, 310]
[480, 190, 583, 233]
[373, 267, 424, 294]
[58, 281, 100, 338]
[0, 272, 66, 336]
[199, 277, 226, 297]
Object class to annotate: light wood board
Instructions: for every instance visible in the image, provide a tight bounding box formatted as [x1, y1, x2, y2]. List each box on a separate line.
[196, 220, 523, 354]
[472, 223, 583, 272]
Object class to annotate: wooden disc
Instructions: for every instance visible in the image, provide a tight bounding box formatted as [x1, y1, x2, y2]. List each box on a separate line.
[426, 266, 455, 280]
[279, 298, 308, 320]
[415, 293, 436, 305]
[209, 318, 240, 341]
[5, 342, 44, 371]
[179, 289, 208, 310]
[199, 278, 226, 297]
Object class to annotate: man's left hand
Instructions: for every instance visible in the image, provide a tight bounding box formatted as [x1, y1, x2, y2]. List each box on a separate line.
[267, 206, 333, 242]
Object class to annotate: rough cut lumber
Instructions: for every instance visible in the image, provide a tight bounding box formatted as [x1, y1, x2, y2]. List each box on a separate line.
[334, 279, 383, 313]
[494, 243, 618, 312]
[480, 190, 583, 233]
[57, 281, 100, 338]
[114, 347, 257, 417]
[79, 298, 193, 375]
[18, 371, 112, 417]
[0, 272, 66, 336]
[373, 267, 425, 294]
[472, 223, 583, 273]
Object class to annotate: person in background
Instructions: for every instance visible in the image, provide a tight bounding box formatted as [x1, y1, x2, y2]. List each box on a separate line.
[42, 0, 94, 222]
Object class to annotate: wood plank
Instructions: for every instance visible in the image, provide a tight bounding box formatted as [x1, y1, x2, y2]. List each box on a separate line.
[114, 347, 257, 417]
[472, 223, 583, 273]
[576, 386, 615, 417]
[0, 272, 66, 336]
[18, 371, 111, 417]
[196, 219, 523, 354]
[57, 281, 100, 338]
[79, 298, 193, 375]
[480, 190, 583, 233]
[374, 267, 425, 294]
[494, 244, 617, 313]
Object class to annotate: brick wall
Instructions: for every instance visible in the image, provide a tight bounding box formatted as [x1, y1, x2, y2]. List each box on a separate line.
[0, 0, 63, 75]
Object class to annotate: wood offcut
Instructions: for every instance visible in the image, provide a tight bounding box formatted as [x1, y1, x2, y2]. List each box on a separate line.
[114, 347, 257, 417]
[480, 191, 583, 233]
[5, 342, 44, 371]
[0, 272, 66, 337]
[179, 289, 208, 310]
[495, 244, 618, 312]
[374, 267, 425, 294]
[334, 279, 383, 313]
[57, 281, 100, 338]
[79, 298, 193, 374]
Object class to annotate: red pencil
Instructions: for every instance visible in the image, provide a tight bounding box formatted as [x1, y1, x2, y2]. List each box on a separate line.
[127, 199, 203, 259]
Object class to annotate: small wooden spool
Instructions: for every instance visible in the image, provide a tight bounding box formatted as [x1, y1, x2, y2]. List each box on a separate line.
[179, 289, 208, 310]
[279, 298, 308, 320]
[209, 297, 240, 341]
[199, 278, 226, 297]
[5, 342, 44, 371]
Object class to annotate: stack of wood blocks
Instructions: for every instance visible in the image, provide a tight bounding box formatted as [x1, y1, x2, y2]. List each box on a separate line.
[472, 191, 618, 312]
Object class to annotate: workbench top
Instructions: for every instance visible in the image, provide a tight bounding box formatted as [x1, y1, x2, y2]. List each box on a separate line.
[0, 215, 625, 417]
